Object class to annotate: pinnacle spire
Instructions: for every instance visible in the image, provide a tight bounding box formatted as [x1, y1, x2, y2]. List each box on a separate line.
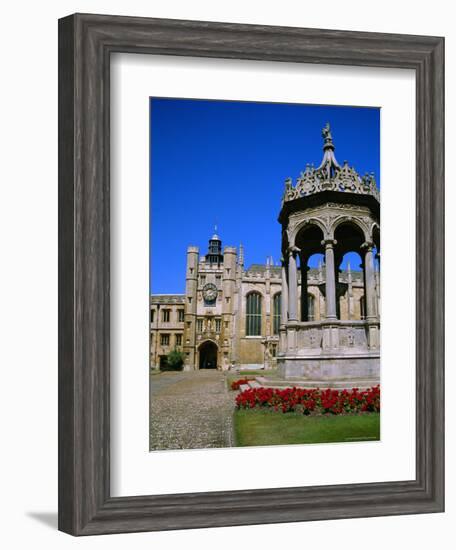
[211, 223, 220, 241]
[317, 122, 340, 176]
[238, 243, 244, 266]
[281, 123, 379, 205]
[322, 122, 334, 150]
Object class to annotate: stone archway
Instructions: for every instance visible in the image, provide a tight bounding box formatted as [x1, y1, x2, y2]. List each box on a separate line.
[295, 223, 325, 322]
[198, 340, 218, 369]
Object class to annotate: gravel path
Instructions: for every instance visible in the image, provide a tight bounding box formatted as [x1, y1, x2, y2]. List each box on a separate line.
[149, 371, 235, 451]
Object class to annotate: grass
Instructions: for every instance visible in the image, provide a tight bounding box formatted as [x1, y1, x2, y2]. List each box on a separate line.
[234, 409, 380, 446]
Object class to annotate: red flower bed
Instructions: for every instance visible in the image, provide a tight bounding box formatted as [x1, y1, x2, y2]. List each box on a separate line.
[235, 385, 380, 415]
[231, 378, 254, 391]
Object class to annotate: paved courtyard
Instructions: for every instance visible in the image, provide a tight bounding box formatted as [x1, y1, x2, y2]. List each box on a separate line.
[149, 370, 235, 451]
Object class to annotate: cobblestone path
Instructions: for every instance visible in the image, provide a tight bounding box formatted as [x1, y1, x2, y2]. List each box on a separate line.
[149, 371, 235, 451]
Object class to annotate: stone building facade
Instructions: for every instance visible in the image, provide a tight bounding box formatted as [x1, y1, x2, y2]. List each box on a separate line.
[149, 295, 185, 370]
[150, 124, 380, 376]
[150, 235, 371, 371]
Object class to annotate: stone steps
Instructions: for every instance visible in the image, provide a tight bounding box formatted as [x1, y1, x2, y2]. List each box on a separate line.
[235, 378, 379, 392]
[255, 376, 379, 390]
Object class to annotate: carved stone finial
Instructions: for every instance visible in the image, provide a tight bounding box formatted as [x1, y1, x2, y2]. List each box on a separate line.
[322, 122, 332, 141]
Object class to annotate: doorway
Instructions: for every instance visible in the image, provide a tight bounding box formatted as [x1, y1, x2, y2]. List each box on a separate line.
[198, 340, 218, 369]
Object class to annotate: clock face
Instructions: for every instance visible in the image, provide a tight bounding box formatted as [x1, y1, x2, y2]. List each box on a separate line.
[203, 283, 218, 302]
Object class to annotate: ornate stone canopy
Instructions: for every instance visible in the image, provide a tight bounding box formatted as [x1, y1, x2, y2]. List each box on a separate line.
[277, 124, 380, 382]
[281, 123, 379, 205]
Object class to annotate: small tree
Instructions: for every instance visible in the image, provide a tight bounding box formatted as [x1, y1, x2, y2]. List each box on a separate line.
[166, 348, 185, 371]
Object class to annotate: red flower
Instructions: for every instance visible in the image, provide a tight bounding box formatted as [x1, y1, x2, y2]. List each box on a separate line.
[235, 385, 380, 415]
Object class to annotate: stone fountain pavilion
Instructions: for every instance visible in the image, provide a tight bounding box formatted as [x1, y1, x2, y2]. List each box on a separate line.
[277, 123, 380, 382]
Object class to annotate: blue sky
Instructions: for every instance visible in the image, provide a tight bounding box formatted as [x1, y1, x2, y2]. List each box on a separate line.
[150, 98, 380, 294]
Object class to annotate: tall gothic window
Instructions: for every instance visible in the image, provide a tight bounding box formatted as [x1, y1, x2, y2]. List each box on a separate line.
[246, 292, 262, 336]
[308, 294, 315, 321]
[273, 293, 281, 334]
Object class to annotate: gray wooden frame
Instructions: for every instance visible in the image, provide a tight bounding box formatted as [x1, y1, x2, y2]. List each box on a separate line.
[58, 13, 445, 536]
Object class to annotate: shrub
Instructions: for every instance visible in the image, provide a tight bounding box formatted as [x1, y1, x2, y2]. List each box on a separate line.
[235, 385, 380, 415]
[165, 348, 185, 371]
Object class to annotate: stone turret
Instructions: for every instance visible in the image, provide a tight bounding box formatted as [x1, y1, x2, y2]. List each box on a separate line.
[183, 246, 199, 369]
[205, 226, 224, 266]
[221, 246, 237, 369]
[238, 243, 244, 267]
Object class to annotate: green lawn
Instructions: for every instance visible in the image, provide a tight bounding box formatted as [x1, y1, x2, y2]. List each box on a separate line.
[234, 409, 380, 446]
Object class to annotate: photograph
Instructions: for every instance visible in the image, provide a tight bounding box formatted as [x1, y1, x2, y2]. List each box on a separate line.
[149, 98, 381, 451]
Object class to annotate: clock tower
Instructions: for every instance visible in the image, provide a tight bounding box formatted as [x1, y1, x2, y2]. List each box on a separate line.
[182, 229, 237, 371]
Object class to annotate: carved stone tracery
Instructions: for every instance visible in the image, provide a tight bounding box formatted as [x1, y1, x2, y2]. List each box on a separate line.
[283, 159, 379, 205]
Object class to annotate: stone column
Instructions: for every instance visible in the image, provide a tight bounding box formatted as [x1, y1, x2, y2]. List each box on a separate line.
[279, 257, 289, 354]
[288, 247, 299, 322]
[347, 261, 353, 320]
[362, 242, 377, 320]
[375, 251, 381, 304]
[280, 257, 288, 325]
[300, 256, 308, 322]
[335, 256, 342, 320]
[323, 239, 337, 321]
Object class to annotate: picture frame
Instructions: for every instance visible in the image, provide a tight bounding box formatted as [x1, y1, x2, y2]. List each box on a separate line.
[58, 13, 444, 536]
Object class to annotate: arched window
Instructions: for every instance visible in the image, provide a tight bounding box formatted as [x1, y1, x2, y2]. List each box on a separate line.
[360, 296, 366, 319]
[246, 292, 262, 336]
[308, 294, 315, 321]
[273, 293, 281, 334]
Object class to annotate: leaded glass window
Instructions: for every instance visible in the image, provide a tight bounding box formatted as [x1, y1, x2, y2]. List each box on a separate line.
[246, 292, 262, 336]
[273, 293, 281, 334]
